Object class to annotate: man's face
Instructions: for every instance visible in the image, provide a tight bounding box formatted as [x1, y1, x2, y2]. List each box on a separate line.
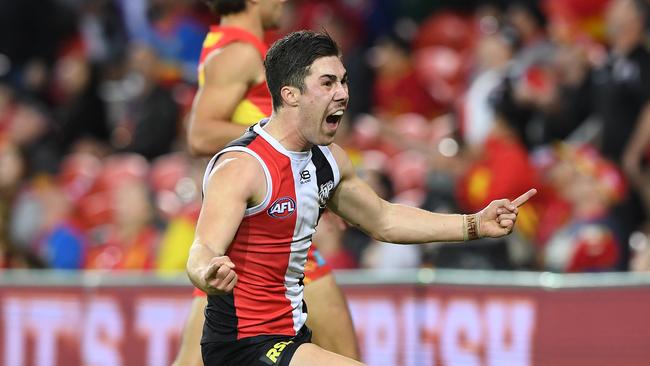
[296, 56, 349, 146]
[259, 0, 287, 30]
[606, 0, 643, 47]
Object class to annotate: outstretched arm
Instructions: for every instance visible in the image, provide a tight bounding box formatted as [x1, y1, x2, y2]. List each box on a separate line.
[187, 43, 263, 156]
[186, 152, 266, 294]
[327, 144, 536, 243]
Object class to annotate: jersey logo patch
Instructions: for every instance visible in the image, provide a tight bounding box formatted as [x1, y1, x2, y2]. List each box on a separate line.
[318, 180, 335, 208]
[267, 197, 296, 218]
[300, 170, 311, 184]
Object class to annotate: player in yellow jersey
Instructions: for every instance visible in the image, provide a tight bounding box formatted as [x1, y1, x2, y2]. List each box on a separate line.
[174, 1, 360, 365]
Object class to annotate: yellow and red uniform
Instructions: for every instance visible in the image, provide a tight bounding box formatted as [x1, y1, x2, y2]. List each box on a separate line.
[198, 26, 273, 126]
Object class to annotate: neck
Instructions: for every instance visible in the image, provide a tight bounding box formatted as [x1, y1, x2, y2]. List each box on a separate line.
[220, 11, 264, 40]
[613, 40, 640, 56]
[263, 111, 312, 152]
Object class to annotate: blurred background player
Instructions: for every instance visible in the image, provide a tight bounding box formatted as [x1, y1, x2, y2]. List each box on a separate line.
[174, 1, 359, 365]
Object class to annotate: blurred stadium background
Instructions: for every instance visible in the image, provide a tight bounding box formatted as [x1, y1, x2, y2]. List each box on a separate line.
[1, 0, 650, 365]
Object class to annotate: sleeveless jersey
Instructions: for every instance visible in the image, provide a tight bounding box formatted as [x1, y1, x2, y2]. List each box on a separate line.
[201, 121, 341, 341]
[198, 25, 273, 125]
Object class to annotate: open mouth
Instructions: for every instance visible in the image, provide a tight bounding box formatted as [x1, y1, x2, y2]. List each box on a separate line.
[326, 110, 344, 125]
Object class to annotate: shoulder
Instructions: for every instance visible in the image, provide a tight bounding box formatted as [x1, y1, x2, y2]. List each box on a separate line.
[207, 150, 265, 190]
[204, 41, 262, 65]
[325, 143, 354, 178]
[202, 42, 263, 82]
[202, 150, 268, 205]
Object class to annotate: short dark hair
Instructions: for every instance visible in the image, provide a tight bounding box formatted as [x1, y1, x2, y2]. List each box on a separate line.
[203, 0, 246, 16]
[264, 30, 341, 110]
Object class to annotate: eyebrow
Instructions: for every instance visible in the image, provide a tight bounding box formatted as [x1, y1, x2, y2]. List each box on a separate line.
[320, 73, 348, 82]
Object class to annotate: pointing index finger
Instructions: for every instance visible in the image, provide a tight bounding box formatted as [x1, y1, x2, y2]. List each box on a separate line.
[512, 188, 537, 207]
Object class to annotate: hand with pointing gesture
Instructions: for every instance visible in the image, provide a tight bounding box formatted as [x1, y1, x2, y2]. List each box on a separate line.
[477, 189, 537, 238]
[202, 256, 238, 296]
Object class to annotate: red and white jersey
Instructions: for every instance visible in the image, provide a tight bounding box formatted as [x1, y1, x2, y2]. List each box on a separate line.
[201, 121, 341, 342]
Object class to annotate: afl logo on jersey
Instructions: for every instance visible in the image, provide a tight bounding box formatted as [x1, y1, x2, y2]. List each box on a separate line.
[268, 197, 296, 218]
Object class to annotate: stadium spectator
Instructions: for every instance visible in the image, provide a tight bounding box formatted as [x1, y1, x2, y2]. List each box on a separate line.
[111, 43, 180, 160]
[0, 139, 38, 269]
[84, 156, 160, 270]
[462, 25, 517, 148]
[594, 0, 650, 268]
[370, 33, 443, 119]
[52, 51, 111, 157]
[543, 144, 627, 272]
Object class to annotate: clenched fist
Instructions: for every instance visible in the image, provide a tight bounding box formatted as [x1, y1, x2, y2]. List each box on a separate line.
[202, 256, 238, 296]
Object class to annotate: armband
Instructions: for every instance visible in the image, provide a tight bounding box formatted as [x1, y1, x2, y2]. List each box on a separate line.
[463, 214, 480, 241]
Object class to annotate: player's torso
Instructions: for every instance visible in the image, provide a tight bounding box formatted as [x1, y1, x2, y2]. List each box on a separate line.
[198, 25, 273, 126]
[201, 122, 340, 340]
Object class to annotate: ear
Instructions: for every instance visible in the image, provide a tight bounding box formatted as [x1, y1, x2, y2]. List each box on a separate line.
[280, 86, 300, 108]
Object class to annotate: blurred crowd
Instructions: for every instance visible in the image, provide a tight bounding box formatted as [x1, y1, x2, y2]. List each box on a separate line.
[2, 0, 650, 273]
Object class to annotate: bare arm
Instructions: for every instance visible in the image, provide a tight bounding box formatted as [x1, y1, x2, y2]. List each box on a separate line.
[327, 144, 536, 243]
[186, 152, 266, 294]
[187, 43, 264, 156]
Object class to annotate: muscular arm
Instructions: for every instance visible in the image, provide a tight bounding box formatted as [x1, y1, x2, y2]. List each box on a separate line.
[186, 152, 266, 293]
[187, 43, 264, 156]
[327, 144, 465, 243]
[327, 144, 535, 243]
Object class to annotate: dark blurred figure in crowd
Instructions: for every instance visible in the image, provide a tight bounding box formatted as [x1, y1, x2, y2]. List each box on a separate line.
[594, 0, 650, 268]
[78, 0, 129, 64]
[7, 98, 59, 174]
[539, 42, 595, 143]
[462, 25, 517, 149]
[111, 43, 180, 160]
[52, 51, 111, 157]
[494, 1, 555, 149]
[0, 0, 76, 102]
[507, 1, 553, 70]
[598, 0, 650, 166]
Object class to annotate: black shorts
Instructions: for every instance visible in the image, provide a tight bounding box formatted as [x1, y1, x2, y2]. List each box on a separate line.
[201, 326, 312, 366]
